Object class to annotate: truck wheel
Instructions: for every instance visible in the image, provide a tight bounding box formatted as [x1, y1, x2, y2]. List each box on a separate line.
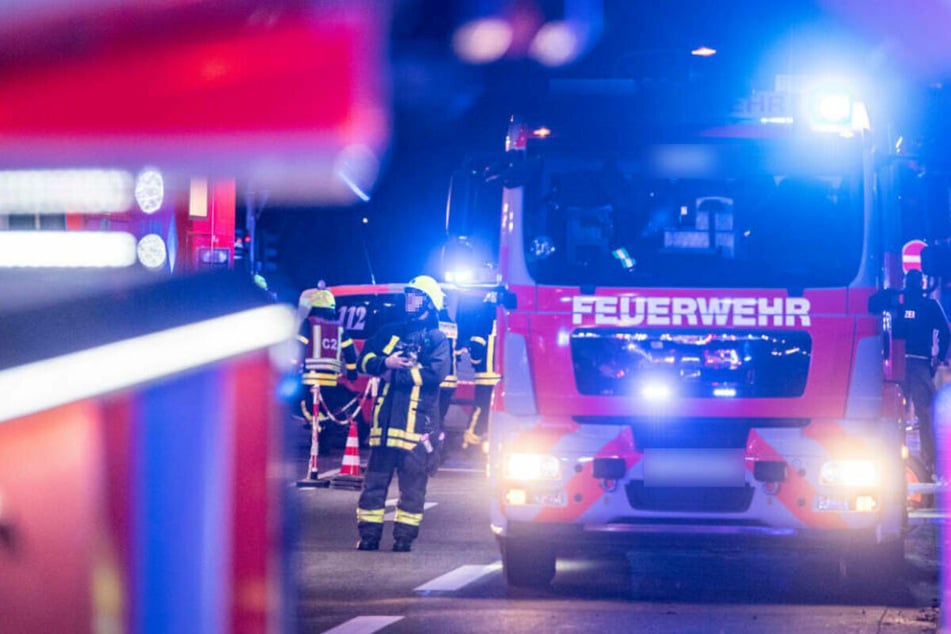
[500, 538, 556, 587]
[905, 455, 934, 510]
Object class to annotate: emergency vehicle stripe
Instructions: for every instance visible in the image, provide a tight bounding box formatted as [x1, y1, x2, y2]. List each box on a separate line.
[534, 427, 640, 523]
[802, 419, 876, 457]
[746, 429, 848, 530]
[484, 322, 497, 374]
[357, 508, 385, 524]
[395, 509, 423, 527]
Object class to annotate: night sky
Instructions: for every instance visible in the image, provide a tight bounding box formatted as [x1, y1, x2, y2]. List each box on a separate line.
[257, 0, 951, 303]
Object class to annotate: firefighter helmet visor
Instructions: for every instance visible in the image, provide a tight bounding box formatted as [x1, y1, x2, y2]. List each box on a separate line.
[405, 275, 445, 311]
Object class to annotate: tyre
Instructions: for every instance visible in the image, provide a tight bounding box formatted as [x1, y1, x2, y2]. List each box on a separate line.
[905, 455, 934, 510]
[500, 538, 556, 587]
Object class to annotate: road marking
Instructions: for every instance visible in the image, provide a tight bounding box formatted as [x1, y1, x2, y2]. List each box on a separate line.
[384, 501, 437, 521]
[321, 616, 403, 634]
[414, 561, 502, 594]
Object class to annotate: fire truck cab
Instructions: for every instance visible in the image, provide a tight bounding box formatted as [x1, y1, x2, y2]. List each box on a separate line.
[447, 72, 925, 588]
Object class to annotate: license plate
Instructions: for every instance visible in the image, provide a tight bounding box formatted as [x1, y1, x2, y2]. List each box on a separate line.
[642, 449, 745, 487]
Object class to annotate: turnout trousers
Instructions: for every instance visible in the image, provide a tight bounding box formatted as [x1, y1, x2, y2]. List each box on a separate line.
[906, 357, 937, 471]
[356, 445, 430, 544]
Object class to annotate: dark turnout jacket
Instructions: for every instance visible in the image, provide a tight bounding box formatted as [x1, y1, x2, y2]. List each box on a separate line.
[359, 316, 450, 451]
[896, 292, 950, 363]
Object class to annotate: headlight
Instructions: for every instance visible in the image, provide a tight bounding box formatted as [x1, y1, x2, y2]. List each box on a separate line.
[504, 453, 561, 480]
[819, 460, 881, 487]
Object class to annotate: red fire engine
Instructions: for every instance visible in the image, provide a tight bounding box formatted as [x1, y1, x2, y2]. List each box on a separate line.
[448, 74, 926, 587]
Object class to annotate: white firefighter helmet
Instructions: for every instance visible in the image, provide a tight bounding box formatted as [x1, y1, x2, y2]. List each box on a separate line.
[405, 275, 445, 311]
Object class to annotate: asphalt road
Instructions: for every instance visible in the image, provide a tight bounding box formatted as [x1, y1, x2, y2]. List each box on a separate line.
[286, 426, 941, 634]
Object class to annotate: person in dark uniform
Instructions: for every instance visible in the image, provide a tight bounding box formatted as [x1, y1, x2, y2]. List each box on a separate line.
[896, 268, 950, 477]
[437, 305, 460, 436]
[355, 275, 450, 552]
[461, 292, 501, 451]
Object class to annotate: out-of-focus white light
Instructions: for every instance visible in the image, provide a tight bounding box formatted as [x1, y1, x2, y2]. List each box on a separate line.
[530, 20, 582, 67]
[504, 453, 561, 480]
[556, 330, 571, 347]
[691, 46, 717, 57]
[0, 231, 137, 268]
[135, 167, 164, 214]
[445, 269, 474, 284]
[334, 144, 378, 203]
[814, 93, 852, 123]
[0, 305, 297, 422]
[137, 233, 168, 270]
[851, 102, 870, 131]
[0, 169, 133, 214]
[713, 387, 737, 398]
[640, 380, 672, 401]
[819, 460, 881, 487]
[760, 116, 794, 125]
[453, 18, 512, 64]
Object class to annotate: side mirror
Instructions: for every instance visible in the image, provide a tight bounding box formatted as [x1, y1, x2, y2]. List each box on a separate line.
[495, 286, 518, 310]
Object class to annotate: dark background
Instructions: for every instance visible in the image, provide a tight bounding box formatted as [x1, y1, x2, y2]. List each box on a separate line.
[253, 0, 951, 302]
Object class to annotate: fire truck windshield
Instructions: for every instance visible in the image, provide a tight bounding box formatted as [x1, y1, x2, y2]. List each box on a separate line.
[521, 135, 865, 289]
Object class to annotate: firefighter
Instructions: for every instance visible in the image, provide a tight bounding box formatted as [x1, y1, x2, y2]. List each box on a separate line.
[355, 275, 450, 552]
[296, 288, 358, 434]
[896, 268, 950, 477]
[461, 292, 501, 451]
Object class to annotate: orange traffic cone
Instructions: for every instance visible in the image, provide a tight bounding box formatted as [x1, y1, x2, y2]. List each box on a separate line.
[298, 385, 330, 488]
[331, 419, 363, 490]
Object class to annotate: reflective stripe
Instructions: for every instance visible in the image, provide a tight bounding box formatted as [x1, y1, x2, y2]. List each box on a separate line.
[296, 334, 309, 345]
[471, 336, 487, 346]
[405, 385, 420, 436]
[395, 508, 423, 527]
[372, 383, 388, 430]
[357, 508, 385, 524]
[345, 362, 357, 370]
[386, 427, 423, 443]
[305, 358, 341, 372]
[410, 367, 422, 386]
[385, 438, 418, 451]
[360, 352, 377, 373]
[382, 335, 400, 355]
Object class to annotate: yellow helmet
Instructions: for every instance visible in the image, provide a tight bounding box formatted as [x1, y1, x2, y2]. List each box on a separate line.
[308, 289, 336, 310]
[405, 275, 445, 311]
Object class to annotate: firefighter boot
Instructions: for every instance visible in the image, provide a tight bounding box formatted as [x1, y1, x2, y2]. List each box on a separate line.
[355, 539, 379, 551]
[392, 540, 412, 553]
